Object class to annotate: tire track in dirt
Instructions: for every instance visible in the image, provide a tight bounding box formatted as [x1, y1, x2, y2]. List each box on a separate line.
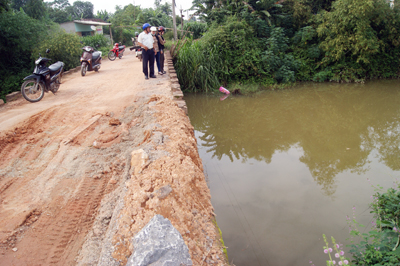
[33, 175, 110, 265]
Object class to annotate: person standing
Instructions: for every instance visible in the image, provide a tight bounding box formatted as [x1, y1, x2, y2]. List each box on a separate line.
[151, 26, 162, 75]
[138, 23, 156, 79]
[157, 26, 166, 75]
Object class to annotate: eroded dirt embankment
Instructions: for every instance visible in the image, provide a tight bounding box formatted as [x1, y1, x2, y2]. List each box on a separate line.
[0, 53, 226, 265]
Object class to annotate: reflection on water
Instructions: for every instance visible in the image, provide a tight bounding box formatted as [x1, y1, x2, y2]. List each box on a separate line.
[185, 80, 400, 266]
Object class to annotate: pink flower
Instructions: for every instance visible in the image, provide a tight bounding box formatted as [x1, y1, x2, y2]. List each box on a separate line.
[344, 260, 349, 265]
[336, 244, 340, 249]
[335, 253, 340, 258]
[339, 262, 343, 265]
[332, 261, 336, 265]
[340, 251, 345, 256]
[394, 227, 398, 232]
[328, 248, 333, 253]
[324, 249, 329, 254]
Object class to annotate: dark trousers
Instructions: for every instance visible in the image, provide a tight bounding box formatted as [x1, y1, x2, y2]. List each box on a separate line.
[155, 51, 161, 72]
[160, 50, 165, 72]
[142, 48, 155, 77]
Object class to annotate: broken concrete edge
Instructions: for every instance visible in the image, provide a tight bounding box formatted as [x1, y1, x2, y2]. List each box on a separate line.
[166, 50, 187, 114]
[165, 50, 228, 264]
[5, 91, 22, 103]
[212, 217, 229, 262]
[127, 214, 193, 266]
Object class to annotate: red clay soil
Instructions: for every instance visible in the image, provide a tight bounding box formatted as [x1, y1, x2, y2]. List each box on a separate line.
[0, 53, 227, 265]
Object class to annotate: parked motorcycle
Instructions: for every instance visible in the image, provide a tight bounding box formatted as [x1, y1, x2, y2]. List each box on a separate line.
[108, 43, 125, 61]
[129, 37, 142, 61]
[21, 49, 64, 103]
[136, 47, 143, 61]
[80, 46, 102, 76]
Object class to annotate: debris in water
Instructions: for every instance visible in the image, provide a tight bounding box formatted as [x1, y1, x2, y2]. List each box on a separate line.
[219, 86, 230, 95]
[220, 94, 229, 101]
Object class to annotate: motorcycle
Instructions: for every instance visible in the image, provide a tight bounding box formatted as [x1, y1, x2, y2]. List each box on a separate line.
[129, 37, 142, 61]
[136, 47, 143, 61]
[108, 43, 125, 61]
[21, 49, 64, 103]
[80, 46, 102, 76]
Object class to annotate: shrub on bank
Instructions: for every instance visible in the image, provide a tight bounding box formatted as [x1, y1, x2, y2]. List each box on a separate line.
[320, 185, 400, 266]
[81, 34, 110, 49]
[32, 31, 82, 71]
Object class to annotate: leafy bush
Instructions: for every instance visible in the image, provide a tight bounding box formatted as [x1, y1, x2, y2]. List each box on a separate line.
[347, 186, 400, 265]
[183, 22, 207, 39]
[198, 17, 266, 84]
[0, 11, 49, 100]
[32, 31, 82, 71]
[81, 34, 110, 49]
[313, 68, 333, 82]
[316, 0, 400, 81]
[262, 27, 299, 83]
[164, 40, 174, 50]
[0, 70, 30, 102]
[112, 27, 137, 45]
[163, 30, 175, 40]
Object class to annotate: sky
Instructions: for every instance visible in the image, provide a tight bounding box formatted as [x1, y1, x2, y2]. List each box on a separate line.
[67, 0, 194, 14]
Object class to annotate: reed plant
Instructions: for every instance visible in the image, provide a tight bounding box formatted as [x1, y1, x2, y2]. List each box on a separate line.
[174, 39, 221, 92]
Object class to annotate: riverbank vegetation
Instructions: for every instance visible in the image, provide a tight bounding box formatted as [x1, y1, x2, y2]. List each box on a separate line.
[172, 0, 400, 92]
[321, 184, 400, 265]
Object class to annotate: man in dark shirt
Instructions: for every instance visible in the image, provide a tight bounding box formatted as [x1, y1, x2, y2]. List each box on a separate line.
[157, 26, 166, 75]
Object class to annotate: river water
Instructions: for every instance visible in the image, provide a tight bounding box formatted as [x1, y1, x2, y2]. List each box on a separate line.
[185, 80, 400, 266]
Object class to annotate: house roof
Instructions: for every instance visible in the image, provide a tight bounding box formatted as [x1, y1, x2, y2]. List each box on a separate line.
[74, 20, 111, 26]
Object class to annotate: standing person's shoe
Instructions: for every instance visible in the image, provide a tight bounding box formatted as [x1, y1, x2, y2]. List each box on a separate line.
[158, 72, 163, 75]
[150, 75, 156, 78]
[145, 75, 149, 80]
[162, 71, 166, 74]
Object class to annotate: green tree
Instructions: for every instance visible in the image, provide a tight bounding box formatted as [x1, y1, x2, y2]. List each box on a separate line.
[68, 0, 93, 19]
[159, 1, 171, 16]
[32, 31, 82, 71]
[317, 0, 390, 65]
[46, 0, 71, 23]
[10, 0, 26, 10]
[0, 0, 9, 12]
[0, 11, 48, 99]
[25, 0, 45, 19]
[95, 9, 110, 21]
[112, 4, 140, 25]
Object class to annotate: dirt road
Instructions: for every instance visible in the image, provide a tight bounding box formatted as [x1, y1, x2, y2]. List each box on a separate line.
[0, 52, 226, 265]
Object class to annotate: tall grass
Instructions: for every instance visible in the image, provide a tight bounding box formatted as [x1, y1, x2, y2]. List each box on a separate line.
[164, 40, 174, 50]
[174, 39, 221, 92]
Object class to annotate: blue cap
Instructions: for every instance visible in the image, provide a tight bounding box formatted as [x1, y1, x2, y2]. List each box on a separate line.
[142, 23, 150, 30]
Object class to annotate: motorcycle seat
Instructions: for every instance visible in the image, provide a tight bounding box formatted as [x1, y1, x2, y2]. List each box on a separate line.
[118, 47, 124, 51]
[92, 51, 101, 60]
[49, 61, 63, 72]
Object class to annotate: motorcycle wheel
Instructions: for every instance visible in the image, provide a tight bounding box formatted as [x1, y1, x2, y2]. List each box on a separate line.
[21, 79, 45, 103]
[108, 51, 116, 61]
[138, 55, 142, 61]
[81, 62, 87, 76]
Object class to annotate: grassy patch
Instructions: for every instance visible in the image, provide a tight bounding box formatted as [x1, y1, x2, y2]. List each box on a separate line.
[212, 217, 229, 262]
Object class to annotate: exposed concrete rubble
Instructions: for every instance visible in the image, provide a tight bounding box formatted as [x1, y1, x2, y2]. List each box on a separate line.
[126, 214, 193, 266]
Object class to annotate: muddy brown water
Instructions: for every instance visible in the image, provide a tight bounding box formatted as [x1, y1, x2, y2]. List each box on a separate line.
[185, 80, 400, 266]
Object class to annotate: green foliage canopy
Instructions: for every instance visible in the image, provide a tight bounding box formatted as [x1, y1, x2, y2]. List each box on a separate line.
[32, 31, 82, 71]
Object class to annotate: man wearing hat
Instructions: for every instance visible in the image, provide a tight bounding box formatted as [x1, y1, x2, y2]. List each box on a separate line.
[138, 23, 156, 79]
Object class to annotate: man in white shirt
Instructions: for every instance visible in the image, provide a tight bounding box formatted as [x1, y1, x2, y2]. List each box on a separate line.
[138, 23, 156, 79]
